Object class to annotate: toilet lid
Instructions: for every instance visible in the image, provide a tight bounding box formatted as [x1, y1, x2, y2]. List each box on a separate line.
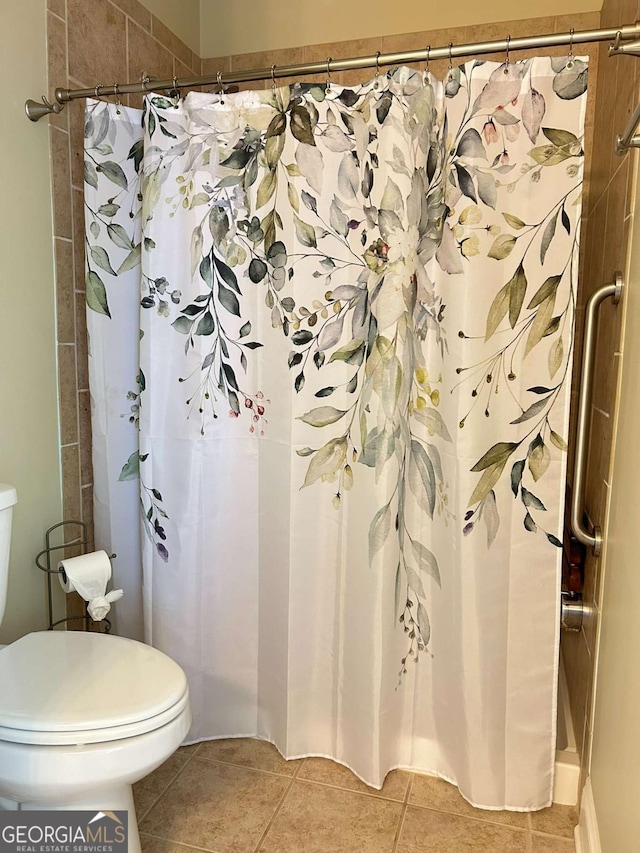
[0, 631, 188, 737]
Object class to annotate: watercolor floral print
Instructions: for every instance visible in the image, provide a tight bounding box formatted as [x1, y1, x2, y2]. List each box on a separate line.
[84, 57, 587, 673]
[84, 99, 171, 564]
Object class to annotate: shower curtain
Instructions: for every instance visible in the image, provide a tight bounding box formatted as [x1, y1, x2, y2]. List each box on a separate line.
[84, 57, 588, 809]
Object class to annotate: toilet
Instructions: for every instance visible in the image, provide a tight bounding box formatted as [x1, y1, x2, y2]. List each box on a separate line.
[0, 484, 191, 853]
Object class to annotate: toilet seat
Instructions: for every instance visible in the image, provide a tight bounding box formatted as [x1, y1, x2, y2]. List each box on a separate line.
[0, 631, 189, 746]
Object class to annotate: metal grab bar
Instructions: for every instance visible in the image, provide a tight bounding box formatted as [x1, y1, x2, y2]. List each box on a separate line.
[571, 272, 624, 555]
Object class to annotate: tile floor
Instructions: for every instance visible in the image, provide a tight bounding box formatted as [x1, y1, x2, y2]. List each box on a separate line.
[134, 739, 577, 853]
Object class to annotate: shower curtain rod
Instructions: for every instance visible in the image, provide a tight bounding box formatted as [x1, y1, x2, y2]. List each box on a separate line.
[26, 22, 640, 121]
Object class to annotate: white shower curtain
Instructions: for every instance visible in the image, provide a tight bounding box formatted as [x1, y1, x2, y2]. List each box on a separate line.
[85, 57, 588, 809]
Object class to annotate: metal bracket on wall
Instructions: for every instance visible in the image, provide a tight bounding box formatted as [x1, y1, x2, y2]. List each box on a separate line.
[610, 32, 640, 153]
[561, 591, 585, 632]
[608, 30, 640, 56]
[614, 100, 640, 154]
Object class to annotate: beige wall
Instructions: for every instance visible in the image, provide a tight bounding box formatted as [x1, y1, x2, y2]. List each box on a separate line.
[0, 0, 64, 644]
[142, 0, 200, 55]
[590, 92, 640, 852]
[199, 0, 601, 57]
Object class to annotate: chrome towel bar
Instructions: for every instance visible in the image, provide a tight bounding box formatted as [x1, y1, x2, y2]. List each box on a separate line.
[570, 273, 624, 555]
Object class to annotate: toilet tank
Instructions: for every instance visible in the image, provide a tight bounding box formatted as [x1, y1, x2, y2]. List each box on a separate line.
[0, 484, 17, 629]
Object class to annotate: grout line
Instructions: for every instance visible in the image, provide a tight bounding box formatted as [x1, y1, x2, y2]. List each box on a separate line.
[531, 828, 578, 839]
[56, 0, 83, 563]
[191, 753, 301, 781]
[403, 801, 530, 833]
[139, 833, 214, 853]
[290, 775, 408, 804]
[129, 17, 181, 72]
[51, 125, 70, 139]
[404, 771, 414, 804]
[125, 17, 130, 98]
[592, 405, 610, 418]
[253, 765, 300, 852]
[391, 803, 408, 853]
[107, 0, 151, 34]
[136, 750, 197, 824]
[63, 0, 69, 91]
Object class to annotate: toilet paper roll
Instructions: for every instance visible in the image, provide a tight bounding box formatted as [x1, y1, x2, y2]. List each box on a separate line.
[58, 550, 123, 621]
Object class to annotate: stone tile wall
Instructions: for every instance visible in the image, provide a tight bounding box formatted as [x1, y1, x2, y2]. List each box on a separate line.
[562, 0, 640, 796]
[46, 0, 201, 620]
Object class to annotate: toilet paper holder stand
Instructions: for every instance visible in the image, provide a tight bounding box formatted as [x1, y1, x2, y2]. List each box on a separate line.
[35, 520, 115, 632]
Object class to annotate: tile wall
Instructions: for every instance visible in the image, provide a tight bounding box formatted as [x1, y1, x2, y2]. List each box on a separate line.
[46, 0, 201, 620]
[562, 0, 640, 794]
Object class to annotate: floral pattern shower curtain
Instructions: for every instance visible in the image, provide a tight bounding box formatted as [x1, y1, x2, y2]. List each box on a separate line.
[85, 56, 588, 809]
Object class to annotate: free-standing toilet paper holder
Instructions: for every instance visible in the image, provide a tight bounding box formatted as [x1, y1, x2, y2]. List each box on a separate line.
[34, 520, 115, 632]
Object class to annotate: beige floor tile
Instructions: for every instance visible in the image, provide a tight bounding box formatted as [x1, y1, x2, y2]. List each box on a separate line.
[197, 737, 298, 775]
[397, 806, 528, 852]
[141, 837, 203, 853]
[140, 758, 288, 853]
[133, 754, 190, 821]
[530, 804, 579, 838]
[259, 780, 402, 853]
[409, 773, 529, 828]
[531, 832, 576, 851]
[178, 743, 202, 755]
[298, 757, 410, 801]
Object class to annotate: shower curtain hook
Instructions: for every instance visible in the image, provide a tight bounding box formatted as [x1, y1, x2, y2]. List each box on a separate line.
[271, 64, 277, 92]
[217, 70, 225, 104]
[326, 56, 332, 95]
[448, 42, 453, 78]
[504, 35, 511, 74]
[424, 45, 431, 78]
[567, 28, 575, 67]
[113, 82, 121, 114]
[374, 51, 381, 89]
[95, 83, 103, 99]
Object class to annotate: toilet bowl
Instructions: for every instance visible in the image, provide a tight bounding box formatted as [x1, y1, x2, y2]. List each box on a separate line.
[0, 484, 192, 853]
[0, 632, 191, 853]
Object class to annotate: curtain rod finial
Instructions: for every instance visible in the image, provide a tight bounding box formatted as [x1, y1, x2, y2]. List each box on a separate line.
[609, 35, 640, 56]
[25, 96, 63, 122]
